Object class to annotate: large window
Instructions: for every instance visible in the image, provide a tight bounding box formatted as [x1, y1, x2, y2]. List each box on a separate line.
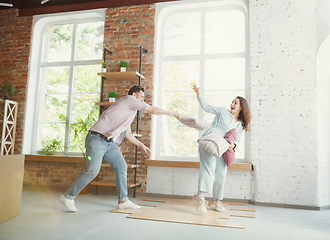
[23, 10, 105, 155]
[153, 1, 249, 161]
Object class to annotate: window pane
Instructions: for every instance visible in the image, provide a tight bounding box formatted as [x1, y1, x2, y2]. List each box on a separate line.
[36, 123, 65, 152]
[160, 124, 199, 157]
[71, 94, 99, 122]
[38, 94, 68, 123]
[40, 66, 69, 94]
[163, 60, 199, 91]
[205, 10, 245, 54]
[43, 24, 73, 62]
[157, 4, 247, 161]
[162, 92, 199, 122]
[74, 65, 101, 93]
[236, 132, 244, 159]
[160, 91, 199, 158]
[76, 22, 104, 60]
[204, 58, 245, 91]
[164, 13, 201, 56]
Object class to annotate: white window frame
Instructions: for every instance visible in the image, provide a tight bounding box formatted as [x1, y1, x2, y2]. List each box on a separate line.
[152, 0, 250, 162]
[23, 9, 106, 155]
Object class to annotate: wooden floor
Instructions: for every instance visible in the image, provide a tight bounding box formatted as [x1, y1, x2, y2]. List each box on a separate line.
[110, 198, 255, 229]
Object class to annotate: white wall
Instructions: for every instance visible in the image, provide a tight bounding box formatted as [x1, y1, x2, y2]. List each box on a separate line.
[316, 36, 330, 207]
[315, 0, 330, 209]
[147, 0, 330, 208]
[250, 0, 319, 207]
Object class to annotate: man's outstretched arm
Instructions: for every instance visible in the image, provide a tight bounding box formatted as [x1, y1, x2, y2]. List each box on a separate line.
[146, 106, 180, 117]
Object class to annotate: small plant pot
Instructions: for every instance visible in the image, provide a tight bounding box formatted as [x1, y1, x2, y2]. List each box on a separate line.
[109, 98, 116, 102]
[120, 67, 126, 72]
[102, 68, 107, 73]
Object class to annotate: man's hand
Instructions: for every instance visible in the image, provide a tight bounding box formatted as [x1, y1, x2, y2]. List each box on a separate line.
[141, 145, 151, 157]
[126, 132, 151, 157]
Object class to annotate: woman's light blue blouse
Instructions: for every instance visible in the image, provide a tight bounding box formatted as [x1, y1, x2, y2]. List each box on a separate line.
[197, 94, 244, 148]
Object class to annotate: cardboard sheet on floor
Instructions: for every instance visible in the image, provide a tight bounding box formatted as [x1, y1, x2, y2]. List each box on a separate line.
[110, 197, 255, 229]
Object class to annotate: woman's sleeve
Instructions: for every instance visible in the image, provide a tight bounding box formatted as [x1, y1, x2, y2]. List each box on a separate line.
[197, 94, 222, 115]
[176, 115, 211, 130]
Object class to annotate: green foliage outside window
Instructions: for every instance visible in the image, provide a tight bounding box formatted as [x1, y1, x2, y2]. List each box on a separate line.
[37, 21, 103, 155]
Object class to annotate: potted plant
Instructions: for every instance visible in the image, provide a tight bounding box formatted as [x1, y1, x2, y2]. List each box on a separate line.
[37, 110, 97, 195]
[108, 90, 118, 102]
[119, 60, 129, 72]
[2, 81, 20, 100]
[99, 61, 107, 72]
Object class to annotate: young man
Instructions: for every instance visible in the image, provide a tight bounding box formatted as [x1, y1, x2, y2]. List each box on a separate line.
[60, 86, 179, 211]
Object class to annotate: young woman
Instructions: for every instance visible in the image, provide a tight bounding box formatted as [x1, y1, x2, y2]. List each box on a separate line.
[190, 82, 251, 214]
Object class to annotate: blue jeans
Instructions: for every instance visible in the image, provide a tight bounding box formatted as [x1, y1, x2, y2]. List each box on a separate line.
[64, 132, 128, 202]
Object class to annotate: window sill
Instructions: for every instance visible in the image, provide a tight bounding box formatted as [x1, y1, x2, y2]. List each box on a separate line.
[25, 154, 84, 163]
[25, 155, 253, 171]
[144, 160, 253, 171]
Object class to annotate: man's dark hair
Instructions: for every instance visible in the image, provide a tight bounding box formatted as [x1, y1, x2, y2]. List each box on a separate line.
[128, 85, 145, 95]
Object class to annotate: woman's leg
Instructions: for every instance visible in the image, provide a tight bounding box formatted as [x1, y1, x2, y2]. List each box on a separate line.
[64, 134, 108, 199]
[213, 155, 228, 200]
[198, 144, 217, 195]
[102, 142, 128, 202]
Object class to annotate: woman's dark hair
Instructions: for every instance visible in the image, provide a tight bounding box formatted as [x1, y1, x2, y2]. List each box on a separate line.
[236, 96, 251, 132]
[128, 86, 145, 95]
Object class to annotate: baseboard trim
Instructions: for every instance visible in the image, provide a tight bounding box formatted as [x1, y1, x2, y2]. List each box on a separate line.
[248, 200, 327, 211]
[138, 192, 329, 210]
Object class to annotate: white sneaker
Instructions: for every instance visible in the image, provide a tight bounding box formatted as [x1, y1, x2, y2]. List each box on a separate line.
[117, 200, 141, 210]
[192, 195, 207, 214]
[206, 200, 226, 212]
[60, 194, 77, 212]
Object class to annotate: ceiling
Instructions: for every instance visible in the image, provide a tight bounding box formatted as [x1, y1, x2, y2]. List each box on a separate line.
[0, 0, 179, 16]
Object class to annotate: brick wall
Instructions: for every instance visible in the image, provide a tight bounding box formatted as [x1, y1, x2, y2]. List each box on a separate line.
[24, 161, 84, 186]
[0, 9, 32, 154]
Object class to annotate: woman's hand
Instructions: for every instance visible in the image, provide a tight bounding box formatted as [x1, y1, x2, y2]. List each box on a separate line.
[228, 141, 235, 151]
[190, 82, 200, 94]
[173, 112, 184, 119]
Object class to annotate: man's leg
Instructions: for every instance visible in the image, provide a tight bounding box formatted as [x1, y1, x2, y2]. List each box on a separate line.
[103, 142, 140, 209]
[61, 134, 107, 211]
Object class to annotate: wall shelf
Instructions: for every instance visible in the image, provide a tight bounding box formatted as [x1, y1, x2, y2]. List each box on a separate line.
[93, 48, 146, 197]
[95, 102, 115, 107]
[97, 71, 145, 80]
